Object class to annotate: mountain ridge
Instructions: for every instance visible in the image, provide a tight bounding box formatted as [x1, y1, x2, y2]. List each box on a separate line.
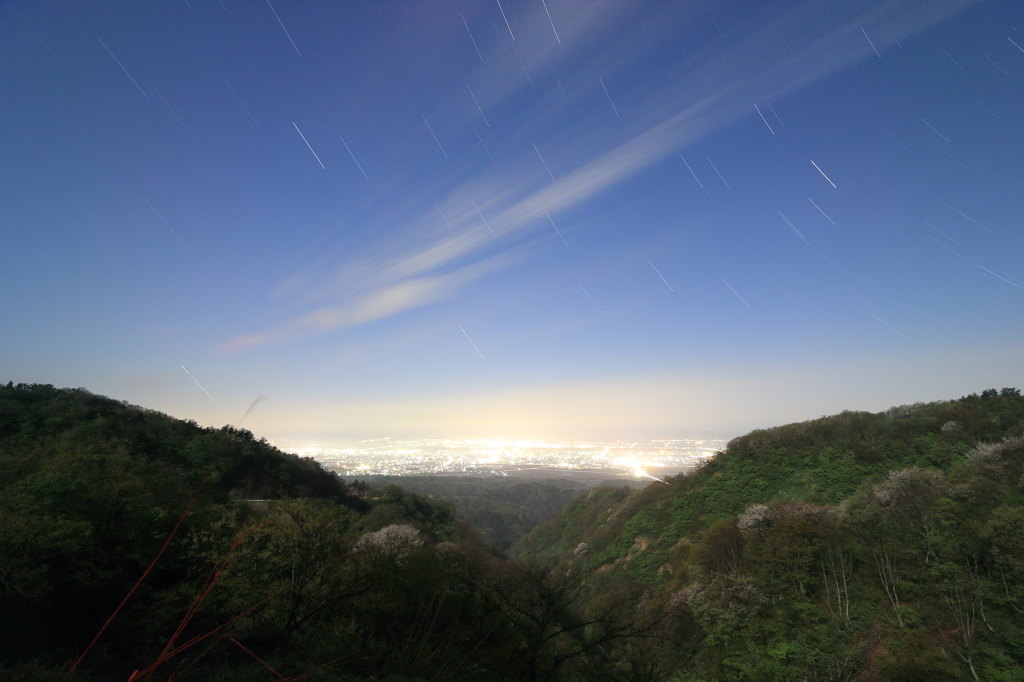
[506, 388, 1024, 680]
[3, 382, 1022, 681]
[510, 389, 1024, 575]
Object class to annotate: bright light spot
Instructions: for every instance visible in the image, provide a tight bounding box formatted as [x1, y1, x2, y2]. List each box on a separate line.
[273, 436, 726, 477]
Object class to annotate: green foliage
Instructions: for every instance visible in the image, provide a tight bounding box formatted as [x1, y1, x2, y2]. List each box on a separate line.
[364, 484, 460, 540]
[0, 383, 352, 501]
[3, 383, 1024, 681]
[349, 475, 584, 551]
[511, 389, 1024, 680]
[690, 518, 743, 576]
[508, 485, 635, 562]
[0, 384, 505, 680]
[515, 389, 1024, 573]
[688, 574, 764, 647]
[983, 505, 1024, 612]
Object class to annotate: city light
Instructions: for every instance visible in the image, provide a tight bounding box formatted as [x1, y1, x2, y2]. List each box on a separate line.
[272, 437, 725, 479]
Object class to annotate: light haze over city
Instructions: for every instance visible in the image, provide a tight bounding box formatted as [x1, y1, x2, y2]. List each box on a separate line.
[2, 0, 1022, 448]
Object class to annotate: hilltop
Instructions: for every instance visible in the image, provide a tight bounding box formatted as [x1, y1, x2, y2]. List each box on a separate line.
[510, 388, 1024, 680]
[0, 384, 466, 680]
[0, 382, 352, 502]
[511, 388, 1024, 570]
[0, 384, 681, 682]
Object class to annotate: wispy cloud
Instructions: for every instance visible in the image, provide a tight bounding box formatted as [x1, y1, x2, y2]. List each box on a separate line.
[224, 0, 977, 352]
[224, 249, 520, 352]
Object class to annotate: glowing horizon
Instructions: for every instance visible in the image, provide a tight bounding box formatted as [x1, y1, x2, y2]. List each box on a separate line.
[2, 0, 1021, 441]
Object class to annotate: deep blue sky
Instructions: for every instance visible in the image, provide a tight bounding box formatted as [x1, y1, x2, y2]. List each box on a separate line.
[2, 0, 1022, 441]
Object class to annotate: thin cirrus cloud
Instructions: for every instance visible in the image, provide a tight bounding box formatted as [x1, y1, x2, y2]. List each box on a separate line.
[224, 249, 522, 352]
[222, 0, 978, 353]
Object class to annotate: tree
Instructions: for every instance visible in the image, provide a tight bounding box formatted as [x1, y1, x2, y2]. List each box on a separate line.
[689, 518, 743, 576]
[982, 505, 1024, 614]
[841, 488, 905, 627]
[742, 505, 826, 600]
[686, 573, 764, 647]
[873, 467, 946, 564]
[935, 559, 984, 681]
[188, 500, 372, 646]
[818, 514, 855, 626]
[488, 558, 665, 682]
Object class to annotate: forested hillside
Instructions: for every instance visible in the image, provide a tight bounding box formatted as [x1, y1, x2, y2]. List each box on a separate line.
[511, 388, 1024, 680]
[346, 475, 587, 551]
[3, 383, 1023, 681]
[0, 384, 671, 682]
[0, 384, 464, 680]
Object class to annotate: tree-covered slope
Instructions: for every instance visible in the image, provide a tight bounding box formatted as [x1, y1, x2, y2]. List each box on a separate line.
[511, 389, 1024, 577]
[0, 383, 674, 682]
[0, 384, 471, 680]
[5, 383, 1024, 681]
[510, 389, 1024, 680]
[347, 475, 588, 551]
[0, 382, 350, 501]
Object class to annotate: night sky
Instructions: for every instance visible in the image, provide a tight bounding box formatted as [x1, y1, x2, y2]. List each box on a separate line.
[2, 0, 1023, 442]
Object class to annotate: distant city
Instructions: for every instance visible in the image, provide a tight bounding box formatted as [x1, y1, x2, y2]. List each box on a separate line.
[272, 437, 728, 482]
